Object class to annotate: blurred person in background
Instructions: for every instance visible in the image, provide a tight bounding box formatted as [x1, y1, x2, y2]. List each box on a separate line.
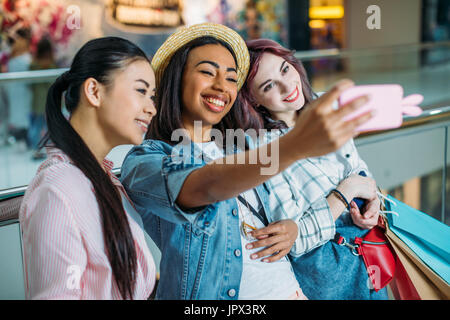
[28, 36, 56, 160]
[5, 27, 32, 149]
[0, 86, 8, 147]
[244, 2, 261, 40]
[0, 35, 9, 146]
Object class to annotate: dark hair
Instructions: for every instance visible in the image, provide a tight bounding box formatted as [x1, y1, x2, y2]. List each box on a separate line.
[16, 27, 32, 42]
[146, 36, 248, 146]
[35, 36, 54, 60]
[42, 37, 150, 299]
[8, 27, 32, 45]
[240, 38, 317, 131]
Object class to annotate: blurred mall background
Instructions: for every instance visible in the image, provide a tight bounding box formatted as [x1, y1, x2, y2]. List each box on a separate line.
[0, 1, 449, 298]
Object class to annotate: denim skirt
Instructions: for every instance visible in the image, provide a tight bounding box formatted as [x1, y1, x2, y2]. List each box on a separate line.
[290, 213, 389, 300]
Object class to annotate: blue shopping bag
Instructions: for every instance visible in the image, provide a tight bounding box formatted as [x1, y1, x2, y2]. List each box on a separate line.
[384, 195, 450, 284]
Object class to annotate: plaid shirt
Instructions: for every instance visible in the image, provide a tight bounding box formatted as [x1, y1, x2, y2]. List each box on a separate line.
[263, 129, 371, 257]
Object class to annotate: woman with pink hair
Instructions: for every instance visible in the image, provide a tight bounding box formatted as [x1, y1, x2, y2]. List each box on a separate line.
[240, 38, 388, 300]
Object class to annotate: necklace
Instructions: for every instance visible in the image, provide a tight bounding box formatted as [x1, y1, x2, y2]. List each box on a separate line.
[237, 192, 258, 241]
[197, 142, 260, 240]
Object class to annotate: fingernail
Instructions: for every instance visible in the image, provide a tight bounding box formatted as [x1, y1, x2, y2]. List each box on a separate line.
[251, 254, 258, 259]
[263, 259, 269, 263]
[246, 244, 253, 249]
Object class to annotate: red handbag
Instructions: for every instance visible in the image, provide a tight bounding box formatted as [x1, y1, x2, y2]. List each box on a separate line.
[334, 218, 397, 292]
[353, 224, 397, 291]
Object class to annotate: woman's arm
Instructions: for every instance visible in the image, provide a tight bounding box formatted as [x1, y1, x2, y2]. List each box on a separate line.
[248, 172, 379, 259]
[340, 141, 381, 229]
[177, 80, 373, 209]
[331, 173, 378, 220]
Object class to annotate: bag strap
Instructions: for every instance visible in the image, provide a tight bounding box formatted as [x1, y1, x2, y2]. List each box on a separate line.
[333, 232, 361, 256]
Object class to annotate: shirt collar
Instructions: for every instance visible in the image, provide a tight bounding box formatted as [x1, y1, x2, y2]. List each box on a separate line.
[44, 146, 133, 207]
[45, 146, 116, 177]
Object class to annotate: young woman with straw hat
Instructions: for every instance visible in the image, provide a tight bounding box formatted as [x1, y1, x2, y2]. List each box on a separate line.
[120, 23, 373, 300]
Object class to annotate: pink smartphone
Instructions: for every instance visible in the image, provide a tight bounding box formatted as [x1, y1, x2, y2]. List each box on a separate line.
[338, 84, 423, 133]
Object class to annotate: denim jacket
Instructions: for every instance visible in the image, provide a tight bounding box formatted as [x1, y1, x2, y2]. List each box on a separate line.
[120, 139, 272, 300]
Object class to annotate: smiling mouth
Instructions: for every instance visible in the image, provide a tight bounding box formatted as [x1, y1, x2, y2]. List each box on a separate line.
[202, 96, 227, 113]
[283, 86, 299, 103]
[135, 119, 149, 133]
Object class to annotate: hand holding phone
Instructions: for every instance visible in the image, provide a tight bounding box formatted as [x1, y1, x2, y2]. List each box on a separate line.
[338, 84, 423, 133]
[352, 171, 368, 212]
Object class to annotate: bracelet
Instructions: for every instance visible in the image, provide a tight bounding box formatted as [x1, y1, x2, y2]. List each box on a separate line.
[330, 189, 351, 210]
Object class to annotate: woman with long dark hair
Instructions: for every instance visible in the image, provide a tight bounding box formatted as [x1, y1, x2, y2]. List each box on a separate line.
[239, 38, 387, 299]
[19, 37, 157, 299]
[120, 23, 373, 300]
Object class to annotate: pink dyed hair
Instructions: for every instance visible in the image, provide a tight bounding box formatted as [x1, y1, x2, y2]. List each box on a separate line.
[240, 38, 317, 131]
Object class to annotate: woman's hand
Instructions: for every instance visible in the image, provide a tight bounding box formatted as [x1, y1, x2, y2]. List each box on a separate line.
[287, 79, 374, 159]
[336, 174, 378, 201]
[337, 174, 380, 229]
[349, 197, 381, 229]
[246, 219, 298, 263]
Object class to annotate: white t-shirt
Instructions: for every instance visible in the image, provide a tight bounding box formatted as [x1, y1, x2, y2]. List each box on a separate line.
[196, 141, 301, 300]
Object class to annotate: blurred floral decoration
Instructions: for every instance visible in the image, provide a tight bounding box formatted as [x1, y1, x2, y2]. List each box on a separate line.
[206, 0, 287, 45]
[0, 0, 76, 54]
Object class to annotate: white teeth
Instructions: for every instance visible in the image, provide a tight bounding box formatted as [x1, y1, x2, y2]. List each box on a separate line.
[206, 97, 225, 107]
[135, 120, 148, 129]
[285, 88, 297, 102]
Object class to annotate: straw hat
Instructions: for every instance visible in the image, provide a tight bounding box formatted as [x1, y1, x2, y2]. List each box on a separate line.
[151, 22, 250, 90]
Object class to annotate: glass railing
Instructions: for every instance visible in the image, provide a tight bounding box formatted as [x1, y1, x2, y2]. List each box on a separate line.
[0, 69, 66, 192]
[296, 40, 450, 109]
[356, 106, 450, 226]
[0, 41, 449, 226]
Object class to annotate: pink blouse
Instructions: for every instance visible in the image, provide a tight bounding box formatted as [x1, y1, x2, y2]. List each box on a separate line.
[19, 148, 156, 300]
